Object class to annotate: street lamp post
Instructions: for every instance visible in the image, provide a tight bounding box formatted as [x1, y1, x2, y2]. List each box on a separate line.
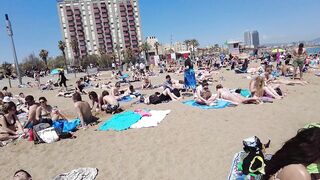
[5, 14, 22, 85]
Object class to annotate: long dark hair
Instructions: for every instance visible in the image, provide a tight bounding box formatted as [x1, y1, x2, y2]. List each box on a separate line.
[298, 43, 304, 55]
[264, 127, 320, 178]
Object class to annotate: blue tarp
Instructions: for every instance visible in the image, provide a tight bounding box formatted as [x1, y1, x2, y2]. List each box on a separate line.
[98, 111, 142, 131]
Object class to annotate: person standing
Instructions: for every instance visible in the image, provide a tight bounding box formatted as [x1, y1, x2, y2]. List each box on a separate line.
[293, 43, 307, 80]
[58, 70, 67, 91]
[184, 57, 197, 91]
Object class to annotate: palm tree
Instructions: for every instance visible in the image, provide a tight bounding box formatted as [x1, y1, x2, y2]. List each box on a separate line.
[2, 62, 13, 88]
[39, 49, 49, 67]
[70, 39, 80, 66]
[154, 42, 160, 55]
[58, 40, 67, 71]
[190, 39, 199, 59]
[184, 40, 191, 51]
[140, 42, 151, 61]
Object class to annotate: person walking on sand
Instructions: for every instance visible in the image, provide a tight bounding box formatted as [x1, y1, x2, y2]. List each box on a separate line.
[292, 43, 307, 80]
[58, 70, 67, 91]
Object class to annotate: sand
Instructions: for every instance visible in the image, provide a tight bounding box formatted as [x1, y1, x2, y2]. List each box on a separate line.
[1, 65, 319, 179]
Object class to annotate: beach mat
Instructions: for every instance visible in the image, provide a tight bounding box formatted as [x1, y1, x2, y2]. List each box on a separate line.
[53, 167, 98, 180]
[130, 110, 171, 129]
[98, 111, 142, 131]
[119, 95, 133, 103]
[183, 99, 231, 109]
[227, 151, 272, 180]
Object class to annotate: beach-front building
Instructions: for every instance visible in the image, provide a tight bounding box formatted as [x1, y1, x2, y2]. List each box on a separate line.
[57, 0, 143, 61]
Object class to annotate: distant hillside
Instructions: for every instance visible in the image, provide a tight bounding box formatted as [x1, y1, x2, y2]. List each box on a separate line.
[310, 37, 320, 44]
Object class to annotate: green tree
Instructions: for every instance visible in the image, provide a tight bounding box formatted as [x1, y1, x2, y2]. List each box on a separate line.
[140, 42, 151, 61]
[20, 54, 45, 75]
[58, 40, 67, 70]
[39, 49, 49, 67]
[1, 62, 13, 87]
[70, 39, 80, 66]
[154, 42, 160, 55]
[190, 39, 200, 59]
[184, 40, 191, 51]
[47, 56, 66, 69]
[124, 47, 134, 64]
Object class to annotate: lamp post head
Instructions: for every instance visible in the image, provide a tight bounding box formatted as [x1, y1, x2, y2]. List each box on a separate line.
[5, 14, 9, 20]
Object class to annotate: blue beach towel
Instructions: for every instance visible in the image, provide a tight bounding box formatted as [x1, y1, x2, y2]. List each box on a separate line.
[119, 95, 133, 102]
[240, 89, 251, 98]
[183, 99, 231, 109]
[53, 119, 81, 133]
[98, 111, 142, 131]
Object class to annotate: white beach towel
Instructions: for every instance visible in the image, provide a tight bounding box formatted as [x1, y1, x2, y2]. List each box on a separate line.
[130, 110, 171, 129]
[53, 167, 98, 180]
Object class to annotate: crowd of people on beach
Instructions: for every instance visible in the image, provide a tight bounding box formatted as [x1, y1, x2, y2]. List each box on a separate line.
[1, 43, 320, 179]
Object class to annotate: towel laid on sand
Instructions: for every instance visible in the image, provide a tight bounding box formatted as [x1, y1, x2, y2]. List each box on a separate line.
[53, 167, 98, 180]
[53, 119, 81, 133]
[183, 99, 231, 109]
[227, 151, 272, 180]
[119, 95, 133, 102]
[130, 110, 171, 129]
[98, 111, 142, 131]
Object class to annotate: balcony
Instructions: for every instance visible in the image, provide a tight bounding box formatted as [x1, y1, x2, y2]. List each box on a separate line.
[131, 36, 137, 40]
[97, 34, 104, 38]
[120, 7, 126, 12]
[101, 3, 106, 7]
[103, 19, 109, 23]
[79, 41, 86, 46]
[124, 37, 130, 41]
[96, 24, 102, 29]
[68, 22, 75, 26]
[124, 32, 130, 37]
[98, 38, 104, 43]
[78, 36, 85, 41]
[70, 32, 76, 36]
[74, 10, 80, 15]
[104, 29, 110, 33]
[103, 23, 109, 27]
[123, 27, 129, 31]
[101, 9, 107, 13]
[102, 13, 108, 18]
[130, 27, 136, 31]
[121, 12, 126, 17]
[131, 31, 136, 35]
[69, 27, 76, 31]
[76, 21, 82, 26]
[106, 39, 112, 43]
[67, 16, 74, 21]
[66, 11, 73, 16]
[95, 19, 102, 24]
[122, 22, 128, 26]
[121, 17, 127, 22]
[75, 16, 82, 20]
[93, 8, 100, 13]
[128, 11, 133, 16]
[95, 14, 101, 19]
[97, 29, 103, 34]
[78, 31, 84, 36]
[127, 6, 133, 11]
[128, 17, 134, 21]
[76, 26, 83, 30]
[129, 22, 135, 26]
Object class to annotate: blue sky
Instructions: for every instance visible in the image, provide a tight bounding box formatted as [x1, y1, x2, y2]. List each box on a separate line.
[0, 0, 320, 63]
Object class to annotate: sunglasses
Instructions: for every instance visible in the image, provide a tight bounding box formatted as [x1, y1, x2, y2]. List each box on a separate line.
[39, 101, 46, 104]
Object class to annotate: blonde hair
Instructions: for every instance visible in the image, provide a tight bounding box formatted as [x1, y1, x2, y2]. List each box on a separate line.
[254, 76, 265, 97]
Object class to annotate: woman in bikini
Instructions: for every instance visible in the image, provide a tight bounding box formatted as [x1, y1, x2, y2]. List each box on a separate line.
[216, 84, 259, 105]
[264, 127, 320, 180]
[36, 97, 66, 122]
[0, 102, 24, 141]
[249, 76, 283, 100]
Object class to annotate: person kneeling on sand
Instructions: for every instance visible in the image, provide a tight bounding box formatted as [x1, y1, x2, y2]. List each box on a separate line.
[216, 84, 259, 105]
[195, 80, 217, 106]
[102, 91, 120, 114]
[13, 169, 32, 180]
[72, 92, 94, 129]
[0, 102, 24, 141]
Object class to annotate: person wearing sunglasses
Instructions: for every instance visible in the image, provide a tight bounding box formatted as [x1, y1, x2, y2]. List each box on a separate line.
[0, 102, 24, 141]
[36, 97, 67, 122]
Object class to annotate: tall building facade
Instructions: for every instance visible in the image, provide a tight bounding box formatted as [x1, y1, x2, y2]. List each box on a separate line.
[57, 0, 143, 61]
[244, 31, 252, 47]
[251, 30, 260, 48]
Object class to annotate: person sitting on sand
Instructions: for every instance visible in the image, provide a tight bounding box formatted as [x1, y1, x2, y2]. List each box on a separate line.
[36, 97, 67, 122]
[249, 76, 283, 100]
[264, 127, 320, 180]
[75, 80, 87, 94]
[141, 77, 152, 89]
[13, 169, 32, 180]
[24, 95, 39, 128]
[88, 91, 107, 112]
[110, 82, 125, 100]
[124, 85, 140, 97]
[0, 102, 24, 141]
[102, 91, 120, 114]
[72, 92, 94, 129]
[195, 80, 217, 106]
[2, 87, 12, 97]
[216, 84, 259, 105]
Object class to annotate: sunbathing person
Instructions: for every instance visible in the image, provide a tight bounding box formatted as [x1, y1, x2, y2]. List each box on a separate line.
[110, 82, 125, 100]
[75, 80, 87, 94]
[124, 85, 140, 97]
[102, 91, 120, 114]
[195, 81, 217, 106]
[249, 76, 282, 100]
[141, 77, 152, 89]
[36, 97, 67, 122]
[72, 92, 94, 129]
[0, 102, 24, 141]
[264, 127, 320, 180]
[144, 88, 182, 105]
[216, 84, 259, 105]
[24, 95, 39, 128]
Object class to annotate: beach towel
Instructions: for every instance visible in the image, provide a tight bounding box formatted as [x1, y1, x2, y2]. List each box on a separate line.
[130, 110, 171, 129]
[53, 119, 81, 133]
[183, 99, 231, 109]
[119, 95, 133, 102]
[98, 111, 142, 131]
[240, 89, 251, 98]
[53, 167, 98, 180]
[227, 151, 272, 180]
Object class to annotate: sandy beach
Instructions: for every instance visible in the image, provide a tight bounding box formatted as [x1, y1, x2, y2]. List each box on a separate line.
[0, 65, 319, 179]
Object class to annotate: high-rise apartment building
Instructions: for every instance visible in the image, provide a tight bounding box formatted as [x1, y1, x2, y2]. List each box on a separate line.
[244, 31, 252, 47]
[251, 30, 260, 48]
[57, 0, 143, 61]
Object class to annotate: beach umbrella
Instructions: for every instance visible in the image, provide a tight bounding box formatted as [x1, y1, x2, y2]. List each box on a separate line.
[271, 48, 285, 53]
[50, 68, 63, 75]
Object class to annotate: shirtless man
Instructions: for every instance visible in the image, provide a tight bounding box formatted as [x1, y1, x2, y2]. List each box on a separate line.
[216, 84, 259, 105]
[195, 81, 217, 106]
[24, 95, 39, 128]
[110, 82, 124, 100]
[292, 43, 307, 80]
[72, 92, 94, 129]
[102, 91, 120, 114]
